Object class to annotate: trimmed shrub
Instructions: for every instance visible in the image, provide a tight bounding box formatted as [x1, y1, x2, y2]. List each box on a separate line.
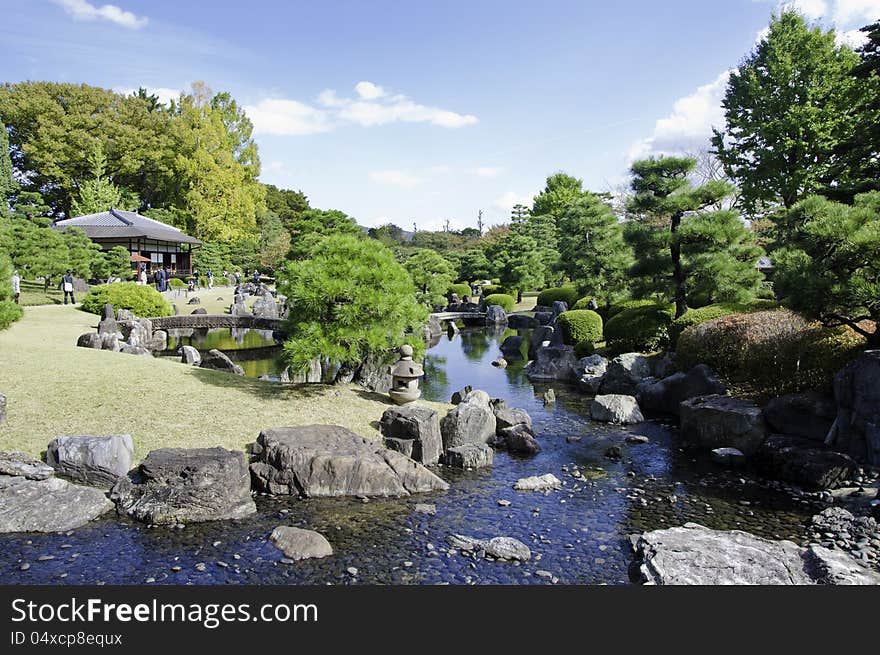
[536, 285, 579, 308]
[0, 300, 23, 330]
[448, 282, 472, 299]
[168, 277, 186, 290]
[605, 298, 658, 320]
[80, 282, 173, 318]
[669, 300, 781, 346]
[481, 284, 506, 297]
[604, 303, 675, 353]
[483, 293, 515, 312]
[676, 310, 867, 396]
[572, 296, 598, 310]
[557, 310, 603, 346]
[574, 340, 596, 358]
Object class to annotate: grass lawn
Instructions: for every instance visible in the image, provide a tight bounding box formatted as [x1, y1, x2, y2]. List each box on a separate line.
[0, 304, 451, 461]
[18, 279, 68, 306]
[160, 283, 252, 315]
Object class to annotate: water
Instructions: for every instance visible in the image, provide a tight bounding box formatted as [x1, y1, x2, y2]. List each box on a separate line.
[163, 327, 286, 379]
[0, 327, 824, 585]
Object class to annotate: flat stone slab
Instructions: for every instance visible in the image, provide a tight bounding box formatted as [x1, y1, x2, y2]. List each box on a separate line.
[513, 473, 562, 491]
[633, 523, 880, 585]
[269, 526, 333, 560]
[0, 451, 54, 480]
[442, 443, 494, 468]
[0, 475, 113, 533]
[46, 435, 134, 488]
[446, 534, 531, 561]
[250, 425, 449, 498]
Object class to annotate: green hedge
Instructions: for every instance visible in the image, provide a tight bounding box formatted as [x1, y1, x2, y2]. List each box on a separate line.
[536, 285, 579, 309]
[168, 277, 186, 290]
[448, 282, 472, 299]
[0, 301, 24, 331]
[605, 299, 658, 320]
[557, 310, 603, 346]
[604, 303, 675, 354]
[676, 310, 865, 396]
[481, 284, 506, 297]
[572, 296, 598, 310]
[669, 299, 781, 347]
[574, 340, 596, 358]
[80, 282, 173, 318]
[483, 293, 516, 312]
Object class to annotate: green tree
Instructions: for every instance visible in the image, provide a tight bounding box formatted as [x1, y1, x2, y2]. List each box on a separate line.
[485, 232, 545, 301]
[712, 11, 861, 215]
[264, 184, 310, 231]
[626, 156, 736, 318]
[457, 247, 491, 282]
[256, 210, 291, 272]
[404, 248, 455, 308]
[277, 234, 428, 374]
[532, 172, 588, 218]
[92, 245, 132, 281]
[557, 194, 631, 302]
[286, 208, 363, 260]
[773, 192, 880, 345]
[0, 125, 16, 219]
[70, 142, 132, 216]
[1, 219, 70, 278]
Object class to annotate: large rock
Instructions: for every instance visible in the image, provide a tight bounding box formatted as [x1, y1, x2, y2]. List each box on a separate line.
[249, 425, 449, 497]
[111, 447, 256, 524]
[146, 329, 168, 352]
[76, 332, 102, 349]
[830, 349, 880, 466]
[230, 302, 252, 317]
[763, 392, 837, 442]
[281, 359, 323, 384]
[551, 300, 568, 317]
[252, 296, 279, 319]
[754, 435, 858, 490]
[637, 364, 727, 416]
[600, 353, 653, 395]
[527, 325, 554, 359]
[179, 345, 201, 366]
[200, 349, 245, 376]
[0, 451, 54, 480]
[422, 314, 443, 339]
[0, 475, 113, 533]
[590, 394, 645, 425]
[499, 425, 541, 455]
[379, 406, 442, 466]
[191, 307, 208, 315]
[513, 473, 562, 491]
[633, 523, 880, 585]
[116, 309, 135, 322]
[446, 535, 531, 561]
[270, 526, 333, 561]
[574, 354, 608, 395]
[120, 344, 152, 357]
[440, 390, 497, 450]
[679, 395, 767, 456]
[499, 335, 525, 357]
[101, 332, 123, 352]
[353, 351, 395, 393]
[485, 305, 508, 325]
[508, 314, 539, 329]
[97, 317, 119, 335]
[46, 435, 134, 488]
[450, 386, 473, 405]
[494, 407, 533, 433]
[442, 443, 494, 468]
[534, 311, 553, 326]
[524, 345, 578, 382]
[118, 318, 152, 347]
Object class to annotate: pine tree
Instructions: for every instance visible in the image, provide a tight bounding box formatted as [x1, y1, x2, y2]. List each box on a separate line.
[70, 142, 128, 216]
[0, 125, 16, 219]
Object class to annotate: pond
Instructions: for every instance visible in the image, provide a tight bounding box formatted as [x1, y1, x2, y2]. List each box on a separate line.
[0, 326, 825, 585]
[162, 327, 286, 379]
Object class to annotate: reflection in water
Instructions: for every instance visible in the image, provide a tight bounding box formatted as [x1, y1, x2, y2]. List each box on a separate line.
[164, 327, 286, 379]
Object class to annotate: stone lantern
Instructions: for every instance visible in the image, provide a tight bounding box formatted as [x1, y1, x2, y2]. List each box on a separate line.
[389, 345, 424, 405]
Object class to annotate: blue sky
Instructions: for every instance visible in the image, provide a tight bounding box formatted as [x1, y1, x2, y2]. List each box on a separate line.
[2, 0, 878, 229]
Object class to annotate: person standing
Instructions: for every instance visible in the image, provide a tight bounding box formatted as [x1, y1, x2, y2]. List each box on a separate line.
[253, 269, 260, 284]
[11, 269, 21, 304]
[139, 265, 147, 286]
[153, 268, 162, 291]
[207, 269, 214, 289]
[62, 270, 75, 305]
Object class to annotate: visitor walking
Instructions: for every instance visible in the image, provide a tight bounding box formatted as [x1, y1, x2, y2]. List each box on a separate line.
[253, 269, 260, 284]
[234, 270, 241, 285]
[222, 269, 229, 286]
[192, 269, 200, 289]
[138, 266, 147, 286]
[11, 269, 20, 305]
[153, 268, 162, 291]
[165, 266, 173, 292]
[207, 269, 214, 289]
[43, 274, 51, 293]
[62, 270, 75, 305]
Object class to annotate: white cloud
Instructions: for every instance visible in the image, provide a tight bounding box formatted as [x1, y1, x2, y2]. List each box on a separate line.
[837, 27, 871, 46]
[627, 70, 731, 161]
[249, 81, 478, 136]
[468, 166, 503, 178]
[493, 191, 533, 211]
[831, 0, 880, 25]
[52, 0, 148, 29]
[783, 0, 829, 19]
[369, 170, 424, 188]
[114, 86, 183, 106]
[245, 98, 333, 136]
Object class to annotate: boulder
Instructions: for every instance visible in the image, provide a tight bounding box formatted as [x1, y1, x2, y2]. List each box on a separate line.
[542, 388, 556, 405]
[764, 392, 837, 442]
[179, 345, 202, 366]
[120, 345, 152, 357]
[494, 407, 533, 433]
[442, 443, 495, 468]
[200, 349, 245, 375]
[632, 523, 880, 585]
[191, 307, 207, 315]
[485, 305, 508, 325]
[252, 296, 279, 318]
[590, 394, 645, 425]
[499, 425, 541, 455]
[446, 535, 531, 561]
[269, 526, 333, 561]
[0, 475, 114, 533]
[0, 451, 54, 480]
[422, 314, 443, 339]
[534, 311, 553, 326]
[187, 296, 201, 305]
[650, 352, 678, 379]
[101, 303, 115, 320]
[282, 359, 323, 384]
[637, 364, 727, 416]
[679, 395, 767, 456]
[353, 352, 395, 393]
[116, 309, 135, 322]
[46, 434, 134, 488]
[527, 325, 555, 359]
[574, 354, 608, 395]
[600, 353, 653, 395]
[379, 406, 443, 466]
[97, 317, 118, 335]
[101, 332, 123, 352]
[440, 390, 497, 450]
[710, 447, 746, 467]
[524, 345, 578, 382]
[754, 434, 858, 490]
[508, 314, 539, 329]
[146, 329, 168, 352]
[831, 350, 880, 465]
[111, 447, 256, 524]
[551, 300, 568, 317]
[491, 357, 508, 368]
[76, 332, 102, 349]
[249, 425, 449, 497]
[119, 319, 151, 347]
[230, 302, 252, 317]
[513, 473, 562, 491]
[499, 335, 525, 357]
[450, 386, 473, 405]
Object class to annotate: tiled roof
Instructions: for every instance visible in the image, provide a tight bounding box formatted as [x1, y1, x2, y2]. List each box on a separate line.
[54, 209, 202, 245]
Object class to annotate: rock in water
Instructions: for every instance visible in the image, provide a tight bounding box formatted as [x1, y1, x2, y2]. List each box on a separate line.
[442, 443, 494, 468]
[499, 336, 525, 358]
[637, 364, 727, 416]
[513, 473, 562, 491]
[440, 390, 496, 450]
[269, 526, 333, 560]
[633, 523, 880, 585]
[200, 349, 245, 376]
[754, 435, 857, 490]
[499, 425, 541, 455]
[574, 354, 608, 395]
[111, 447, 256, 524]
[763, 392, 836, 442]
[679, 394, 767, 455]
[831, 350, 880, 465]
[590, 394, 645, 425]
[249, 425, 449, 497]
[710, 447, 746, 467]
[379, 406, 443, 466]
[494, 407, 533, 433]
[524, 345, 578, 382]
[450, 385, 474, 405]
[46, 435, 134, 488]
[485, 305, 508, 325]
[0, 475, 113, 533]
[179, 345, 202, 366]
[600, 353, 653, 395]
[446, 534, 531, 561]
[0, 451, 54, 480]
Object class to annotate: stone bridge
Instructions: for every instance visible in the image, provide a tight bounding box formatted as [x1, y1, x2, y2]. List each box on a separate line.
[150, 314, 287, 333]
[430, 311, 486, 323]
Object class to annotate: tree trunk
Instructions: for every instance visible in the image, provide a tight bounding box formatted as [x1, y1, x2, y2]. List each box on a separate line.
[670, 212, 688, 319]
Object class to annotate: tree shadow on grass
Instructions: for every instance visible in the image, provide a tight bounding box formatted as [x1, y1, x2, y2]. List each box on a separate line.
[351, 388, 397, 407]
[187, 366, 329, 401]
